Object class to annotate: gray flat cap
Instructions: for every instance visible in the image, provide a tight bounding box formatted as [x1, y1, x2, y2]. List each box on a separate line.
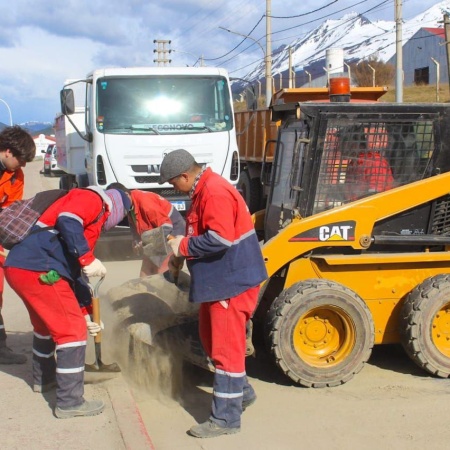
[158, 149, 196, 184]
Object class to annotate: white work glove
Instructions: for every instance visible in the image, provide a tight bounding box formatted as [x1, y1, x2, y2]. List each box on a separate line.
[84, 315, 104, 337]
[82, 258, 107, 278]
[132, 240, 143, 256]
[167, 235, 184, 257]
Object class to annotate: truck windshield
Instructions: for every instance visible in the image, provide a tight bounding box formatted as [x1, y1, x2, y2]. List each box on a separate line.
[96, 76, 233, 134]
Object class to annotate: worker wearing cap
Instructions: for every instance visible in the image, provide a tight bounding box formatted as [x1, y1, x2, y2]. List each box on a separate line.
[4, 186, 131, 419]
[0, 126, 36, 365]
[159, 149, 267, 438]
[106, 182, 185, 277]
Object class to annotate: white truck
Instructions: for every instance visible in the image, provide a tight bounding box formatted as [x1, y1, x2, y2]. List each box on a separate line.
[57, 67, 239, 213]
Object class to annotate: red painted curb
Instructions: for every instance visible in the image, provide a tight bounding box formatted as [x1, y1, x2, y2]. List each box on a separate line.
[107, 376, 155, 450]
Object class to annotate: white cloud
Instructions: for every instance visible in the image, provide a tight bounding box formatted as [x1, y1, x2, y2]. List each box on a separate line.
[0, 0, 443, 124]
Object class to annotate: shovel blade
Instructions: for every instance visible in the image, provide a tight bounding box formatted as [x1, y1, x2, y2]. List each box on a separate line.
[85, 360, 121, 373]
[85, 342, 121, 373]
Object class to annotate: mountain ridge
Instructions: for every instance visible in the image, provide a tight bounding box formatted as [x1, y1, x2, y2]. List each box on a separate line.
[240, 0, 450, 86]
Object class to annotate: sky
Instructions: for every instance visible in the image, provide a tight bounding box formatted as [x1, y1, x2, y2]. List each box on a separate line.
[0, 0, 445, 125]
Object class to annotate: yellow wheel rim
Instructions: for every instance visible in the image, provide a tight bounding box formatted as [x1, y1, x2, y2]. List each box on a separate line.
[431, 303, 450, 357]
[293, 306, 355, 367]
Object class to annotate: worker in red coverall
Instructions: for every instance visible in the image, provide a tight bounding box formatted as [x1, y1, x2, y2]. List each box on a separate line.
[343, 132, 394, 201]
[0, 126, 36, 364]
[4, 186, 131, 419]
[158, 149, 268, 439]
[106, 182, 185, 276]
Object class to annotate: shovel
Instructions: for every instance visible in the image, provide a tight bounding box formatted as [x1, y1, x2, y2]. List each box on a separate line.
[85, 276, 121, 373]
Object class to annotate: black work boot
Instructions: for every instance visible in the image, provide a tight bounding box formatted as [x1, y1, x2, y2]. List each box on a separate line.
[0, 340, 27, 364]
[189, 420, 240, 438]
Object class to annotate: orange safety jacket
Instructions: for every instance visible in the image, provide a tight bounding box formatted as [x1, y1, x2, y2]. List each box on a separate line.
[0, 168, 24, 208]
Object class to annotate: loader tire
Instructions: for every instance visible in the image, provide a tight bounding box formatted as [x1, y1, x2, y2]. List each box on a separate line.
[265, 279, 374, 388]
[400, 274, 450, 378]
[238, 170, 261, 213]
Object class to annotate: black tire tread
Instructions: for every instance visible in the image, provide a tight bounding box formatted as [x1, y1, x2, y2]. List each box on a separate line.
[400, 274, 450, 378]
[265, 279, 374, 388]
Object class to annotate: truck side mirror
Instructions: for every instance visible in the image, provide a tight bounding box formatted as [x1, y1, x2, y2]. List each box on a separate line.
[60, 89, 75, 116]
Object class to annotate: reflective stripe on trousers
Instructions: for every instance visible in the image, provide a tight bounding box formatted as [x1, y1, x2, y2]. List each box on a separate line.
[33, 332, 56, 388]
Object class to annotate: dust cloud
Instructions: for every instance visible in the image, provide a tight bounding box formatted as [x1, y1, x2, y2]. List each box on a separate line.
[104, 273, 201, 401]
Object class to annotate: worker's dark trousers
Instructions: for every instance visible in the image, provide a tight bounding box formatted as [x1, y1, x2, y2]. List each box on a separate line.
[0, 312, 7, 342]
[199, 286, 259, 428]
[56, 342, 86, 407]
[33, 332, 56, 387]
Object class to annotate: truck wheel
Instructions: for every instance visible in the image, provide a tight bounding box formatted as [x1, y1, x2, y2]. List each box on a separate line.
[59, 174, 73, 190]
[265, 279, 374, 387]
[400, 274, 450, 378]
[238, 170, 261, 213]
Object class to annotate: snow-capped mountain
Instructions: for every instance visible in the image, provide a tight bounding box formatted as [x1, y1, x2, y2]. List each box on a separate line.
[240, 0, 450, 85]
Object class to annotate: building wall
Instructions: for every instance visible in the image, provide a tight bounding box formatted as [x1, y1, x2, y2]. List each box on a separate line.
[388, 28, 448, 85]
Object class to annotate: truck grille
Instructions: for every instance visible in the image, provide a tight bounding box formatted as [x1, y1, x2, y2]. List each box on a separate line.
[134, 175, 160, 183]
[431, 195, 450, 235]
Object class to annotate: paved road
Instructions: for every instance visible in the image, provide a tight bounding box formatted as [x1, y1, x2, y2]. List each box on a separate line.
[11, 160, 450, 450]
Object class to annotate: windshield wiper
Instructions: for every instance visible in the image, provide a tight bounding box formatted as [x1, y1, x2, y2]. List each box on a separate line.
[130, 126, 161, 134]
[189, 125, 213, 132]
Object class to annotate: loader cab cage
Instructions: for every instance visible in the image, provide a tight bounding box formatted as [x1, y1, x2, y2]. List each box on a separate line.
[266, 102, 450, 239]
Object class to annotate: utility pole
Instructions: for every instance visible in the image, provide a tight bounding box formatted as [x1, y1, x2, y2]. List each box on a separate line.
[266, 0, 272, 107]
[288, 47, 293, 88]
[153, 40, 172, 66]
[395, 0, 403, 102]
[444, 14, 450, 94]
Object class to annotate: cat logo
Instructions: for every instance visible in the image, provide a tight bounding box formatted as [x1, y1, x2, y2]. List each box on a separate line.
[289, 221, 356, 242]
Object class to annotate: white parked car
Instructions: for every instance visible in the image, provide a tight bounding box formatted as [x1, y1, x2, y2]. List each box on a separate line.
[43, 144, 63, 176]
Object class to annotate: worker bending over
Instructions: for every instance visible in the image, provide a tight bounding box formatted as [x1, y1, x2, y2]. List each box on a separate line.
[106, 182, 185, 276]
[4, 187, 130, 418]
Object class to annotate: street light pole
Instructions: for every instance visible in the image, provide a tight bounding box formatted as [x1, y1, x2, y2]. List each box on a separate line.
[219, 23, 272, 107]
[0, 99, 13, 126]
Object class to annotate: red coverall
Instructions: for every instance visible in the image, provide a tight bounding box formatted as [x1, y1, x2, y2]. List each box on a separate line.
[177, 168, 267, 429]
[4, 188, 111, 408]
[130, 190, 185, 276]
[345, 151, 394, 200]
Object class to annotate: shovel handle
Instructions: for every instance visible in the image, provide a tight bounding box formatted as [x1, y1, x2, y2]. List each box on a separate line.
[91, 296, 102, 344]
[90, 277, 105, 345]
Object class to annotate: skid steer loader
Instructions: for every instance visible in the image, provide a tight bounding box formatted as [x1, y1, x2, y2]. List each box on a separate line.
[255, 101, 450, 387]
[110, 100, 450, 389]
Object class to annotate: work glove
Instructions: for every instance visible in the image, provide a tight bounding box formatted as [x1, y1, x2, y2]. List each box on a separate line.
[168, 255, 184, 284]
[82, 258, 107, 278]
[167, 235, 184, 257]
[132, 240, 143, 257]
[84, 315, 104, 337]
